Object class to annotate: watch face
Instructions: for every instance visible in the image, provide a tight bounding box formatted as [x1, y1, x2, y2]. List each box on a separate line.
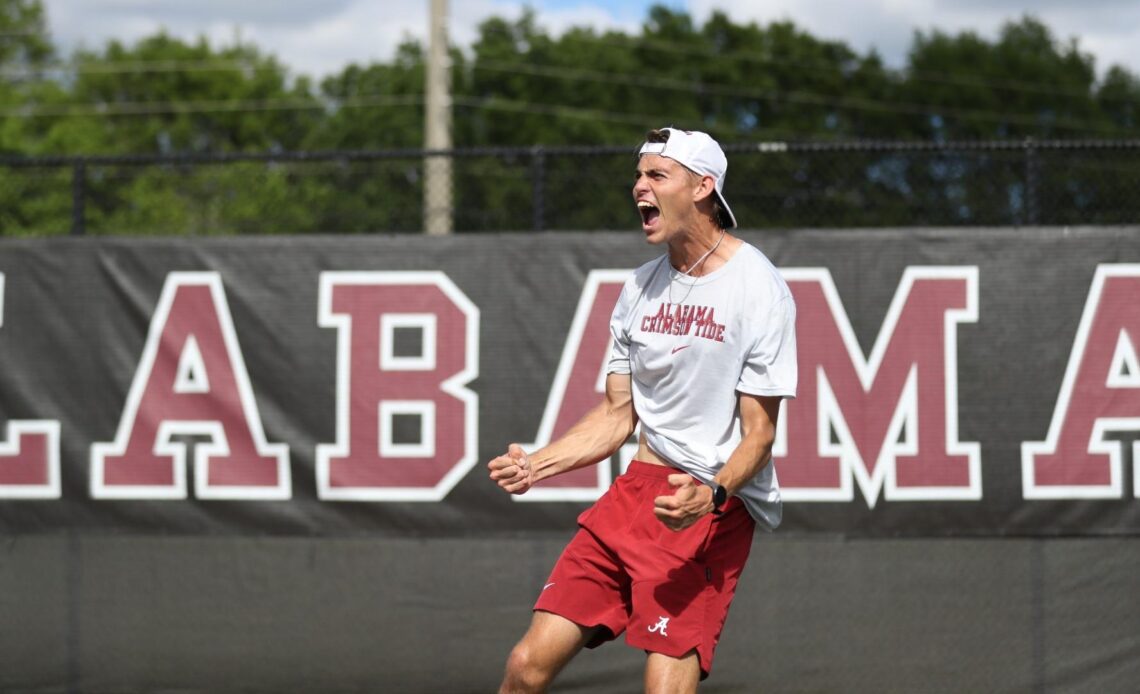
[713, 484, 727, 508]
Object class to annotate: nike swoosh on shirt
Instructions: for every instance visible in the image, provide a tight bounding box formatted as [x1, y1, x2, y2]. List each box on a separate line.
[671, 345, 690, 354]
[543, 582, 556, 591]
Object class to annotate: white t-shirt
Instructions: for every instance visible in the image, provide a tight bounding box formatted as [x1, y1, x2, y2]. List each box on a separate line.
[607, 242, 797, 530]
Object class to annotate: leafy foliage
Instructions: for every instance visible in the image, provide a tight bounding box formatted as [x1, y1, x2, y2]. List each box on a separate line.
[0, 1, 1137, 235]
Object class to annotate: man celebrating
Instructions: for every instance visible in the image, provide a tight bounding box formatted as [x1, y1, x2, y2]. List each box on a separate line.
[489, 127, 798, 693]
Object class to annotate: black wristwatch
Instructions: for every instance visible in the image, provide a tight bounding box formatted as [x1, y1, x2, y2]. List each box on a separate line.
[710, 482, 728, 515]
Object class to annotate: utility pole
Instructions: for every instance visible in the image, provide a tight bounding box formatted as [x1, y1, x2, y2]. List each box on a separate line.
[424, 0, 453, 235]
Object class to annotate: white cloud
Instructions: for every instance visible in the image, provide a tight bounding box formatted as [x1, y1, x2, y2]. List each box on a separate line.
[39, 0, 1140, 80]
[45, 0, 419, 76]
[691, 0, 915, 63]
[42, 0, 642, 79]
[689, 0, 1140, 75]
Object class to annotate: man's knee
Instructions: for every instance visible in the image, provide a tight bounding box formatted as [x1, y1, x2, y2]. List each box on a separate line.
[501, 641, 556, 693]
[644, 649, 701, 694]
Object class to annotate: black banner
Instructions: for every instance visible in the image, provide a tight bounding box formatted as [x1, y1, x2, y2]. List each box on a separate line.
[0, 228, 1138, 536]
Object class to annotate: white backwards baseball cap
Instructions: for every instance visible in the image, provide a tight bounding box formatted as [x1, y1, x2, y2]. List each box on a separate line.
[638, 127, 737, 229]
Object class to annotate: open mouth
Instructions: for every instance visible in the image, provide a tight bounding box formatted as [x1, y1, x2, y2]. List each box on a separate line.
[637, 201, 660, 227]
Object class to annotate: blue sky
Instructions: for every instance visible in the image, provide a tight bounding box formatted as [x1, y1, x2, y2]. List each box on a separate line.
[540, 0, 650, 17]
[42, 1, 1140, 80]
[537, 0, 676, 23]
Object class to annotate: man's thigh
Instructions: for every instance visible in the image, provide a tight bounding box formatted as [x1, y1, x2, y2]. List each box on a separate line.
[516, 610, 600, 670]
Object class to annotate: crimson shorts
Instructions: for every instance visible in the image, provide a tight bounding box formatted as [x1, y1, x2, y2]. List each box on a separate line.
[534, 461, 755, 678]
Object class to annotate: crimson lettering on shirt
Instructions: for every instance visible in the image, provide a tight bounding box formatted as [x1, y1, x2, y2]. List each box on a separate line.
[0, 274, 62, 498]
[641, 303, 725, 341]
[316, 272, 479, 501]
[1022, 266, 1140, 499]
[90, 273, 290, 499]
[778, 268, 981, 507]
[520, 270, 631, 501]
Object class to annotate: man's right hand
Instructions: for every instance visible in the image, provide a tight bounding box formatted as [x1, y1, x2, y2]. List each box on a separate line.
[488, 443, 534, 495]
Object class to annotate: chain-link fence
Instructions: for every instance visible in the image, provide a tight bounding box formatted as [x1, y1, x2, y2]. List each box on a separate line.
[1, 139, 1138, 236]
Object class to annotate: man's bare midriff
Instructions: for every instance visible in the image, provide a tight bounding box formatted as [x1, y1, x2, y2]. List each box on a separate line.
[635, 431, 670, 466]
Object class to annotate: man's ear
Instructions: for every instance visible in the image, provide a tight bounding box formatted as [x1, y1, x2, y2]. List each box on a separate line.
[692, 174, 716, 203]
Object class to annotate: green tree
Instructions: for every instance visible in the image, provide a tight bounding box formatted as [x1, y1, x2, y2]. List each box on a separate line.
[0, 0, 51, 73]
[0, 0, 64, 233]
[50, 33, 315, 154]
[903, 16, 1109, 139]
[20, 32, 332, 234]
[3, 1, 1140, 235]
[1097, 66, 1140, 131]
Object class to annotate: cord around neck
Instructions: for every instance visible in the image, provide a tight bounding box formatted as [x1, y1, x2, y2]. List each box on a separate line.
[676, 227, 726, 278]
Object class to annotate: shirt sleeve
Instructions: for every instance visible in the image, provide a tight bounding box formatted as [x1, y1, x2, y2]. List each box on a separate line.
[606, 279, 633, 375]
[738, 294, 798, 398]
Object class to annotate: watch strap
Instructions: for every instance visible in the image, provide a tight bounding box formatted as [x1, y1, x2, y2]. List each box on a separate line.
[711, 482, 727, 515]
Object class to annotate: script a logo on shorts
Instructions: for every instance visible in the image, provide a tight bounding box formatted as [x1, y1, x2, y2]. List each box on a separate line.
[648, 616, 670, 637]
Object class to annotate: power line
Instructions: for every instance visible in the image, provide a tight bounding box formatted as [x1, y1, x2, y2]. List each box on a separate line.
[471, 61, 1131, 136]
[0, 94, 422, 119]
[3, 86, 1127, 139]
[2, 59, 258, 79]
[2, 51, 1129, 136]
[559, 33, 1139, 104]
[453, 95, 657, 129]
[4, 16, 1135, 105]
[7, 29, 1127, 104]
[0, 88, 805, 140]
[452, 94, 1111, 140]
[0, 91, 715, 140]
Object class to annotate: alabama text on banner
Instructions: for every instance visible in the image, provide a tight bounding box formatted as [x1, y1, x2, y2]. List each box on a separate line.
[0, 228, 1137, 536]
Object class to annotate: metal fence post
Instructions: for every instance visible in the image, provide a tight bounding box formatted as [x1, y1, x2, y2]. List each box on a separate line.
[71, 159, 86, 236]
[531, 145, 545, 232]
[1024, 138, 1039, 226]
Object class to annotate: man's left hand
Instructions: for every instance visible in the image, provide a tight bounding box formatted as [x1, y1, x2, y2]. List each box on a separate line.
[653, 474, 714, 531]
